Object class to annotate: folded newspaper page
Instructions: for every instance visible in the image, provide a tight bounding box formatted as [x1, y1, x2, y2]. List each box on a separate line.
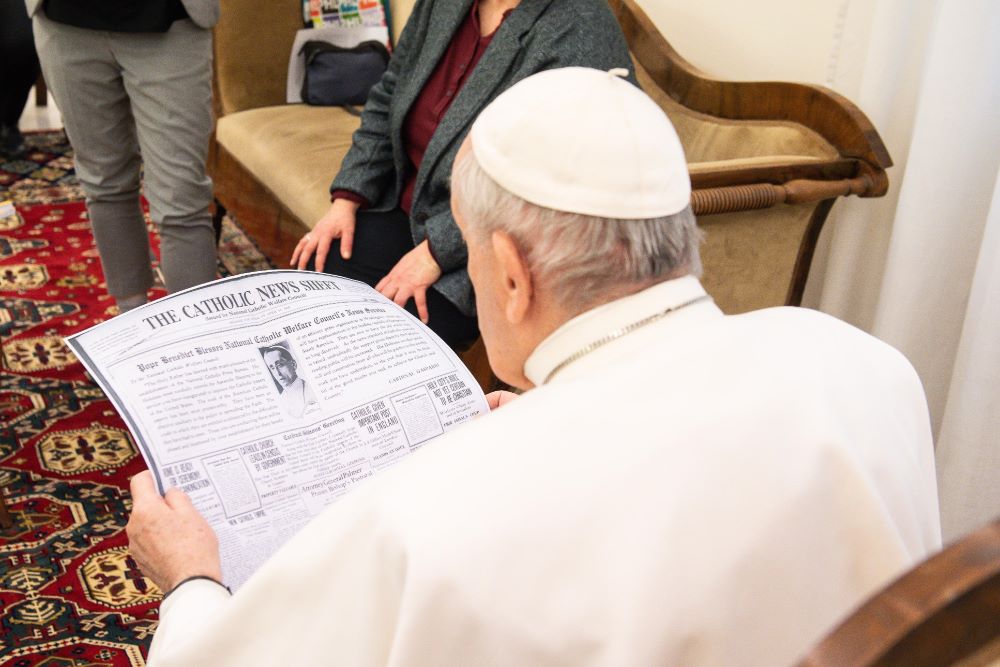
[66, 270, 488, 590]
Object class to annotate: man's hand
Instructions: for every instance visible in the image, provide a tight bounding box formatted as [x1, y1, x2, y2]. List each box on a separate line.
[290, 198, 360, 270]
[126, 470, 223, 593]
[375, 240, 442, 323]
[485, 390, 519, 410]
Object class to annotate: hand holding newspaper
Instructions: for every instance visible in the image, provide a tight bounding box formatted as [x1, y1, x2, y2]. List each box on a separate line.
[67, 270, 488, 590]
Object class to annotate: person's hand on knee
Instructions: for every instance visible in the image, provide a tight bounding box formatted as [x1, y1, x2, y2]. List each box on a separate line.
[376, 240, 442, 323]
[291, 198, 360, 270]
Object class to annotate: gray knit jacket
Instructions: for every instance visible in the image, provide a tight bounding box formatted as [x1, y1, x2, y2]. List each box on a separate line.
[331, 0, 636, 317]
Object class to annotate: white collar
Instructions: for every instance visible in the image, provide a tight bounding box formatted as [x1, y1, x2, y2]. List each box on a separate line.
[523, 276, 717, 386]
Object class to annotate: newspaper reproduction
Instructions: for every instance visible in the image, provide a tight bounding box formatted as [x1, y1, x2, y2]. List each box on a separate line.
[67, 270, 488, 590]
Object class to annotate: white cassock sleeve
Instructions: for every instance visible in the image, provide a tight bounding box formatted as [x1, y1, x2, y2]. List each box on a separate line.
[146, 488, 410, 666]
[151, 579, 232, 655]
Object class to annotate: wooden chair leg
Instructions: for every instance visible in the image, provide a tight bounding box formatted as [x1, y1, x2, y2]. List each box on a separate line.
[0, 490, 14, 530]
[35, 73, 48, 107]
[212, 198, 227, 244]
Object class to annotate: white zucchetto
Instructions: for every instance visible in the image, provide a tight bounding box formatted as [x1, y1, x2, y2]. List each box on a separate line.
[469, 67, 691, 219]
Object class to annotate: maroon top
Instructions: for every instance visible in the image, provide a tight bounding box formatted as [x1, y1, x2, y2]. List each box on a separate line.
[332, 0, 510, 217]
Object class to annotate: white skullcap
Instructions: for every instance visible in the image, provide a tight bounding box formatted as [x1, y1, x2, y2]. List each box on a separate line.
[469, 67, 691, 219]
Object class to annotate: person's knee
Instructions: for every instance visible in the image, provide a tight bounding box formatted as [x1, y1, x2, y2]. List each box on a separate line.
[144, 173, 213, 223]
[74, 153, 142, 202]
[156, 212, 214, 235]
[312, 238, 348, 273]
[83, 186, 142, 207]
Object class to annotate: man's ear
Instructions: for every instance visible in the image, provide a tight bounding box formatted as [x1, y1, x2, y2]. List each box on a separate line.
[490, 230, 533, 324]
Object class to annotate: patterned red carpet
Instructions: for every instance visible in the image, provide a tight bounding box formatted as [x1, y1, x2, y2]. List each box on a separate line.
[0, 131, 271, 666]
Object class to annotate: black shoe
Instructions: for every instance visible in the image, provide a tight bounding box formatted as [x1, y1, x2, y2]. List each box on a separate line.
[0, 125, 24, 154]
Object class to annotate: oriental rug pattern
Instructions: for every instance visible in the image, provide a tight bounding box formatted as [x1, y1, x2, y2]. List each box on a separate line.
[0, 131, 272, 666]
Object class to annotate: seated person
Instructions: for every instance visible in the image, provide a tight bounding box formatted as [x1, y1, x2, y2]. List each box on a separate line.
[290, 0, 635, 350]
[128, 67, 941, 666]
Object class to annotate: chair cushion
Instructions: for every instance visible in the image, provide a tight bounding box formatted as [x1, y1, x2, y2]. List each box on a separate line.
[688, 155, 829, 176]
[634, 58, 839, 163]
[216, 104, 361, 228]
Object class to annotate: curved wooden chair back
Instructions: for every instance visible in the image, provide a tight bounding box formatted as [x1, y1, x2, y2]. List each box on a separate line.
[608, 0, 892, 313]
[800, 518, 1000, 667]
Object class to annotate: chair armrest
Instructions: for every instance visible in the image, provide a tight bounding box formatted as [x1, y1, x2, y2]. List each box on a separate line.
[800, 519, 1000, 667]
[693, 176, 873, 216]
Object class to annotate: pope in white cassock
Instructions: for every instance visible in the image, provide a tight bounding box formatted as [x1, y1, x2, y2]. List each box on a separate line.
[127, 67, 941, 666]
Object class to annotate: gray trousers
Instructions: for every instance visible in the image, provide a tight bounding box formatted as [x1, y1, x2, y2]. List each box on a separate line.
[32, 12, 217, 298]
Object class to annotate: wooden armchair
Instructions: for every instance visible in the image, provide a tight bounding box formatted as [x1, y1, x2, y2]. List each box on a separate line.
[800, 518, 1000, 666]
[0, 491, 11, 530]
[208, 0, 891, 320]
[609, 0, 890, 312]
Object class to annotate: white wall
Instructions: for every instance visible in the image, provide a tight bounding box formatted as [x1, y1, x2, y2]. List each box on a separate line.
[635, 0, 875, 94]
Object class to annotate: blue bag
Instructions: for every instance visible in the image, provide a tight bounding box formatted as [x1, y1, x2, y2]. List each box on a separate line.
[299, 40, 390, 107]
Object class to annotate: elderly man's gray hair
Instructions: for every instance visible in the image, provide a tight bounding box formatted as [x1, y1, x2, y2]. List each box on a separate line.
[452, 147, 702, 312]
[260, 345, 294, 362]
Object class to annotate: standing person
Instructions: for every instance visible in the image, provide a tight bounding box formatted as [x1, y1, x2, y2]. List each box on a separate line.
[0, 0, 40, 153]
[27, 0, 219, 313]
[127, 68, 941, 666]
[291, 0, 634, 349]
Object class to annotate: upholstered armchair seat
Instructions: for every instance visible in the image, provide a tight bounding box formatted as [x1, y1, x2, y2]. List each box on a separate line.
[215, 105, 356, 231]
